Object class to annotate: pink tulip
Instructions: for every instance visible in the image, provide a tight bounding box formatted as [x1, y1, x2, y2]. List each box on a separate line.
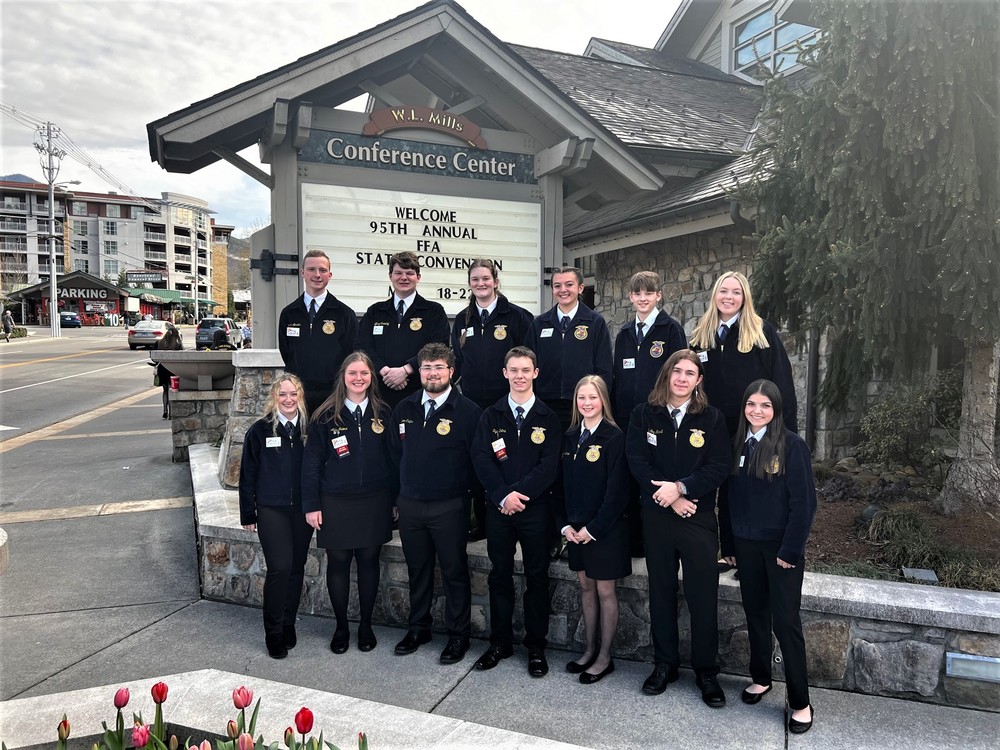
[232, 685, 253, 710]
[227, 720, 239, 739]
[114, 687, 130, 709]
[200, 742, 212, 750]
[237, 733, 255, 750]
[151, 681, 169, 705]
[132, 724, 150, 748]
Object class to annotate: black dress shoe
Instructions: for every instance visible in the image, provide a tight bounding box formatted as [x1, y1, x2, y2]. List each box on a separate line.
[741, 684, 772, 704]
[566, 654, 597, 674]
[696, 674, 727, 708]
[717, 560, 736, 573]
[439, 637, 470, 664]
[788, 705, 814, 734]
[283, 623, 297, 649]
[579, 660, 615, 684]
[474, 643, 513, 670]
[394, 630, 432, 655]
[357, 628, 377, 652]
[330, 627, 349, 654]
[265, 634, 288, 659]
[527, 648, 548, 677]
[642, 664, 679, 695]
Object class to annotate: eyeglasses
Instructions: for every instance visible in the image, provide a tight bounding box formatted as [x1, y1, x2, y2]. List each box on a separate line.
[418, 365, 450, 373]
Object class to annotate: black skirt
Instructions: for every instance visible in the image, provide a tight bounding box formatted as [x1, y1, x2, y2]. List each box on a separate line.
[567, 517, 632, 580]
[316, 489, 393, 550]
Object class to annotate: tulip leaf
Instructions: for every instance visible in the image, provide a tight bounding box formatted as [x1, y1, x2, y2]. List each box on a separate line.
[248, 699, 262, 735]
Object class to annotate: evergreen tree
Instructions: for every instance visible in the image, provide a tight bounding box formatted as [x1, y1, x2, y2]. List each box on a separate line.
[744, 0, 999, 510]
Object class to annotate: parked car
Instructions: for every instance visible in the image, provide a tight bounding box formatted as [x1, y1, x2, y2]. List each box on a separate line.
[128, 320, 183, 350]
[195, 317, 241, 350]
[59, 311, 82, 328]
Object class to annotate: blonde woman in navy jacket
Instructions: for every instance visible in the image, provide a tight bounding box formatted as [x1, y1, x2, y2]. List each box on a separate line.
[719, 379, 817, 734]
[239, 373, 313, 660]
[559, 375, 630, 684]
[626, 350, 731, 706]
[302, 351, 395, 655]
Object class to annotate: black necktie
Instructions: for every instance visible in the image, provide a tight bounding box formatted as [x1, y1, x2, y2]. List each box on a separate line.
[578, 427, 591, 445]
[308, 299, 317, 322]
[671, 408, 681, 430]
[718, 324, 728, 343]
[424, 399, 437, 424]
[397, 300, 405, 324]
[354, 406, 363, 425]
[746, 436, 758, 457]
[515, 405, 524, 431]
[481, 308, 489, 328]
[561, 316, 570, 334]
[285, 421, 295, 440]
[637, 321, 645, 344]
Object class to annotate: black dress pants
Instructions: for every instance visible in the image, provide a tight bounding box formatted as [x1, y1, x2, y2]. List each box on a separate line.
[642, 503, 720, 675]
[256, 505, 313, 636]
[397, 495, 471, 637]
[485, 499, 550, 648]
[734, 536, 810, 710]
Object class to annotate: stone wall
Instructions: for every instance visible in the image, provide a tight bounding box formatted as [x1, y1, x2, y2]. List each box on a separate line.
[191, 444, 1000, 712]
[169, 390, 231, 462]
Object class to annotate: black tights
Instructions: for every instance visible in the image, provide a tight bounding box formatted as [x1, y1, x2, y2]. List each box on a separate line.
[326, 545, 381, 633]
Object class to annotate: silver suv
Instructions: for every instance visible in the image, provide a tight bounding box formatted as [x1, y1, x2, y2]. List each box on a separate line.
[195, 317, 242, 349]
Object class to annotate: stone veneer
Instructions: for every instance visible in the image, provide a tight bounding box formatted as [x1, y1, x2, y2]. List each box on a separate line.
[169, 390, 231, 462]
[190, 443, 1000, 712]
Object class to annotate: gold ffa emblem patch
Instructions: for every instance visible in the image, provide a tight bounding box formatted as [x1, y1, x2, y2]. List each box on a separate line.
[322, 320, 336, 334]
[766, 455, 781, 474]
[409, 317, 423, 331]
[586, 445, 601, 462]
[530, 427, 546, 444]
[493, 325, 508, 341]
[436, 419, 452, 435]
[371, 419, 385, 434]
[649, 340, 665, 358]
[689, 429, 705, 448]
[574, 325, 589, 341]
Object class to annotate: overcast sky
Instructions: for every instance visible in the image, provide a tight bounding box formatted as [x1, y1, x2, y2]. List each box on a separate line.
[1, 0, 681, 237]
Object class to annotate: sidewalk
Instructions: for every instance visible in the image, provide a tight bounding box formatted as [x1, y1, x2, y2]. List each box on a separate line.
[1, 392, 998, 748]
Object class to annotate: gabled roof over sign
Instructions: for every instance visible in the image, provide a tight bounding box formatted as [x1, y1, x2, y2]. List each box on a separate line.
[8, 271, 125, 298]
[147, 0, 661, 193]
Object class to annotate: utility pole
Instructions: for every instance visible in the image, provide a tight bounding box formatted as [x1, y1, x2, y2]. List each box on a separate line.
[36, 122, 66, 338]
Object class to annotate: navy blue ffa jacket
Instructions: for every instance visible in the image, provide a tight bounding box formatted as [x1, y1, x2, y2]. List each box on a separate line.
[612, 312, 686, 424]
[277, 293, 358, 391]
[358, 294, 450, 402]
[238, 417, 304, 526]
[471, 397, 561, 507]
[523, 303, 613, 401]
[558, 420, 629, 540]
[452, 296, 534, 404]
[301, 403, 395, 512]
[625, 403, 731, 514]
[692, 318, 797, 434]
[388, 388, 482, 501]
[719, 430, 817, 565]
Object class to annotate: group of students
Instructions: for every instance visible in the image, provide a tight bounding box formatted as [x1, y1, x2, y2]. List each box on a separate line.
[239, 250, 817, 735]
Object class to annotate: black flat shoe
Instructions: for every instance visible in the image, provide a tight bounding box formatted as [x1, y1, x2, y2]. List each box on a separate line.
[789, 705, 814, 734]
[741, 684, 772, 704]
[265, 634, 287, 659]
[566, 654, 597, 674]
[330, 628, 349, 654]
[642, 664, 679, 695]
[579, 660, 615, 684]
[357, 628, 377, 652]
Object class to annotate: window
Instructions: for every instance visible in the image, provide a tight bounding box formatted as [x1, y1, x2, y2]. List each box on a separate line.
[106, 204, 121, 218]
[74, 220, 88, 235]
[104, 221, 118, 235]
[732, 6, 817, 77]
[76, 240, 89, 254]
[104, 240, 118, 255]
[72, 202, 87, 216]
[74, 259, 90, 273]
[104, 259, 118, 276]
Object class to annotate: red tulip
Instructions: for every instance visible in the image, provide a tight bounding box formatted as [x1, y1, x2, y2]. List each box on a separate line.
[57, 717, 71, 741]
[114, 687, 130, 709]
[132, 724, 150, 748]
[294, 707, 314, 734]
[232, 685, 253, 710]
[227, 720, 239, 739]
[237, 734, 255, 750]
[151, 681, 169, 704]
[284, 727, 295, 748]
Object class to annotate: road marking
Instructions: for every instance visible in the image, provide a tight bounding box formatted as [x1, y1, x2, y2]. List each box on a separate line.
[0, 496, 193, 524]
[0, 425, 18, 431]
[0, 389, 158, 453]
[0, 360, 142, 394]
[0, 347, 120, 369]
[37, 428, 171, 441]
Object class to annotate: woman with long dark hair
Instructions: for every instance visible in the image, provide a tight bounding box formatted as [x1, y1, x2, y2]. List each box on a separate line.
[239, 374, 313, 659]
[719, 379, 817, 734]
[303, 351, 396, 654]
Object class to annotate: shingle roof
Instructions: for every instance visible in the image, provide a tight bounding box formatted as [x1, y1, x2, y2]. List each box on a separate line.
[588, 39, 745, 84]
[565, 150, 767, 240]
[511, 44, 759, 155]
